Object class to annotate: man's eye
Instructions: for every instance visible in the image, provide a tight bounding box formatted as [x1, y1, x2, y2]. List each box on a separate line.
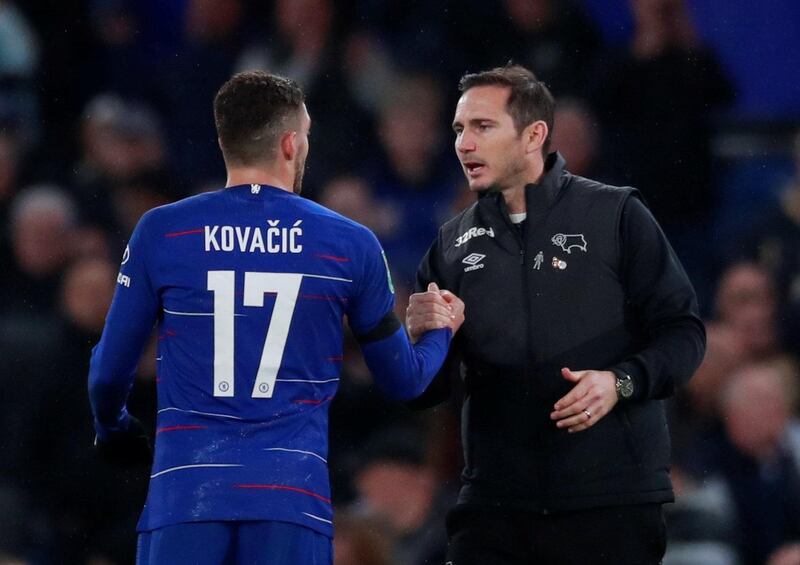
[478, 124, 490, 131]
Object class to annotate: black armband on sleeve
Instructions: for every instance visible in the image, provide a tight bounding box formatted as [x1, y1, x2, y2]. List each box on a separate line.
[354, 311, 402, 344]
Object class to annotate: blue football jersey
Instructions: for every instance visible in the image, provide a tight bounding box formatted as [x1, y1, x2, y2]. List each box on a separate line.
[88, 184, 450, 537]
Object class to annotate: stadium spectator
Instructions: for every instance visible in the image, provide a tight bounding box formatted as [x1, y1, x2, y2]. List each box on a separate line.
[74, 94, 169, 235]
[498, 0, 602, 96]
[236, 0, 372, 194]
[318, 175, 399, 240]
[0, 130, 25, 268]
[741, 128, 800, 357]
[550, 98, 606, 180]
[0, 0, 40, 146]
[670, 261, 782, 462]
[3, 186, 77, 320]
[592, 0, 733, 233]
[155, 0, 244, 185]
[686, 262, 780, 417]
[333, 511, 392, 565]
[351, 427, 455, 565]
[42, 257, 151, 563]
[363, 72, 459, 287]
[681, 360, 800, 565]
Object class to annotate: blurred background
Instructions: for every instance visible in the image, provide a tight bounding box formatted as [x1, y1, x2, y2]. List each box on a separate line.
[0, 0, 799, 564]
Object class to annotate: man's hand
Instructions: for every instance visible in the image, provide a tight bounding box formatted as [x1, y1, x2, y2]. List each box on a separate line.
[406, 282, 465, 343]
[550, 368, 618, 433]
[94, 415, 152, 467]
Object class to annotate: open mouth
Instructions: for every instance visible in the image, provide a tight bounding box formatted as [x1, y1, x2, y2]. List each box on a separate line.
[464, 161, 485, 176]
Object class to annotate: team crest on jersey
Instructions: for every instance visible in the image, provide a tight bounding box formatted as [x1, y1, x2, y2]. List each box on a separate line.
[455, 226, 495, 247]
[551, 233, 587, 254]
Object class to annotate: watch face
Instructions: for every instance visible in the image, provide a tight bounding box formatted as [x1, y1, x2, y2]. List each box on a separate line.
[617, 375, 634, 399]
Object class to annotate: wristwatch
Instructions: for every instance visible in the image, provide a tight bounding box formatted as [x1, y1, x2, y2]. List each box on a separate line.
[615, 372, 634, 400]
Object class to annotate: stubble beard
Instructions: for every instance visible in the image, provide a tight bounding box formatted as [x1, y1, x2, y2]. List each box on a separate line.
[293, 157, 305, 195]
[478, 158, 528, 195]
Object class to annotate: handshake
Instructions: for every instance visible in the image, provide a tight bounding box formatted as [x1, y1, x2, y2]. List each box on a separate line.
[405, 282, 465, 343]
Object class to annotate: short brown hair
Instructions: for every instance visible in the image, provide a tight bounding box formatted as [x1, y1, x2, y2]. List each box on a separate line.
[459, 64, 555, 154]
[213, 71, 305, 166]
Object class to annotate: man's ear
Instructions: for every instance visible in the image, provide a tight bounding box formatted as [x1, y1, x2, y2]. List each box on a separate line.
[280, 131, 297, 161]
[525, 121, 548, 155]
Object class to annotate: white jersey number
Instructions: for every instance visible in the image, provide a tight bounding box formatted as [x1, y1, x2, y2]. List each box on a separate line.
[207, 271, 302, 398]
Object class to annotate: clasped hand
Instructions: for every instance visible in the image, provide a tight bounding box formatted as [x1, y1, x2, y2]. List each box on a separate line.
[406, 282, 465, 343]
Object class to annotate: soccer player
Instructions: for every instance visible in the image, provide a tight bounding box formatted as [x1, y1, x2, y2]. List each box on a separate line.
[88, 71, 464, 565]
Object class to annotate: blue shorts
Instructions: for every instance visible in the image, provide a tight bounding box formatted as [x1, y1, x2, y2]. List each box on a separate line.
[136, 521, 332, 565]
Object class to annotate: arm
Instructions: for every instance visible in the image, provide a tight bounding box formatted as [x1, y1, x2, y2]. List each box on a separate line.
[347, 230, 463, 402]
[355, 313, 454, 402]
[88, 214, 159, 445]
[406, 236, 463, 408]
[610, 194, 706, 401]
[551, 195, 706, 432]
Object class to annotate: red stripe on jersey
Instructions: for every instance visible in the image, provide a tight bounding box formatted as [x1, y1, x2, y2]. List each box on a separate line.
[233, 484, 331, 503]
[293, 396, 333, 405]
[159, 329, 177, 340]
[300, 294, 348, 302]
[164, 228, 204, 237]
[156, 425, 207, 434]
[314, 254, 350, 262]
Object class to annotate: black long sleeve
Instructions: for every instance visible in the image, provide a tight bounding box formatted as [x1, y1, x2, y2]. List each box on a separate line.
[610, 196, 706, 401]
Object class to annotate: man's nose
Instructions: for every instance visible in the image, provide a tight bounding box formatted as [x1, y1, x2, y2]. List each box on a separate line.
[456, 135, 475, 153]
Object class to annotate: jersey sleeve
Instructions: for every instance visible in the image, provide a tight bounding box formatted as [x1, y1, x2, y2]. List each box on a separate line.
[360, 324, 452, 401]
[346, 228, 396, 338]
[407, 231, 461, 408]
[88, 212, 160, 439]
[346, 227, 452, 401]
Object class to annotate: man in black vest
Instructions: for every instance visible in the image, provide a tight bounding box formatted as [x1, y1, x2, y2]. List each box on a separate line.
[405, 64, 706, 564]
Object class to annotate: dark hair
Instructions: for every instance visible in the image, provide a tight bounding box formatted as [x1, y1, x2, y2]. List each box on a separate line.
[459, 64, 555, 154]
[213, 70, 305, 166]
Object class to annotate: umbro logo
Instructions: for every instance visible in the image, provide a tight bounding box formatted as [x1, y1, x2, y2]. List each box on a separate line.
[462, 253, 486, 272]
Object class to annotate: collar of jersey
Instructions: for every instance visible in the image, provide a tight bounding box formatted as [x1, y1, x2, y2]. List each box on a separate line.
[227, 183, 299, 197]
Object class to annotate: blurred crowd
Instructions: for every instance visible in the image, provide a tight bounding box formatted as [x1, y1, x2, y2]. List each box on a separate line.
[0, 0, 799, 564]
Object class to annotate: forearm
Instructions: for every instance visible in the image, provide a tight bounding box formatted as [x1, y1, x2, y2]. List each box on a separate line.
[611, 314, 706, 401]
[617, 196, 707, 401]
[361, 326, 452, 402]
[88, 337, 144, 439]
[88, 287, 157, 438]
